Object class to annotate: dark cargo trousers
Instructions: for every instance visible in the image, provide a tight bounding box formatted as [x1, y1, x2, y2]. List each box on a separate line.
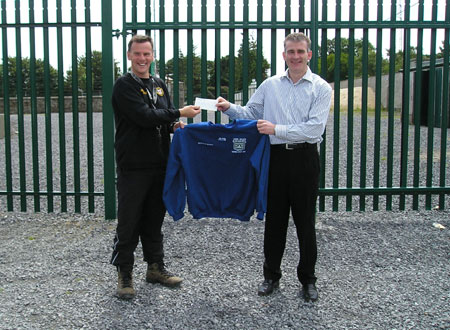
[111, 168, 166, 271]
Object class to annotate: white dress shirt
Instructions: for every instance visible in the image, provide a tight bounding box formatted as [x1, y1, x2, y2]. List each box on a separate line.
[224, 67, 332, 145]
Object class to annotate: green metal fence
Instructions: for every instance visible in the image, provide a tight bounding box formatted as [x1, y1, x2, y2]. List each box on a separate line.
[1, 0, 449, 219]
[0, 0, 104, 214]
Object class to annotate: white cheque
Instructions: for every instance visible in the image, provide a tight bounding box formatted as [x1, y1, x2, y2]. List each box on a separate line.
[194, 97, 218, 111]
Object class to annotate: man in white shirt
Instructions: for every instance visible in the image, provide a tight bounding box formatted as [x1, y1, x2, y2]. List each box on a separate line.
[216, 32, 332, 302]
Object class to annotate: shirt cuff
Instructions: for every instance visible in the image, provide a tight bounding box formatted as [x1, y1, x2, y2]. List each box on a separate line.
[223, 104, 239, 119]
[274, 125, 287, 139]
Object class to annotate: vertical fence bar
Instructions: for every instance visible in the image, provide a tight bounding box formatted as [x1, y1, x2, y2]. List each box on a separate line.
[147, 0, 155, 75]
[285, 0, 291, 36]
[71, 0, 81, 212]
[256, 0, 262, 85]
[346, 0, 355, 211]
[56, 0, 67, 212]
[373, 0, 383, 211]
[298, 0, 304, 34]
[15, 0, 27, 211]
[399, 0, 411, 211]
[187, 0, 194, 123]
[242, 0, 249, 103]
[85, 0, 95, 212]
[159, 0, 166, 80]
[200, 0, 207, 121]
[122, 0, 127, 74]
[214, 0, 221, 123]
[145, 0, 151, 72]
[29, 0, 41, 212]
[359, 0, 369, 211]
[173, 0, 179, 109]
[229, 0, 235, 103]
[310, 0, 318, 73]
[43, 0, 53, 212]
[412, 0, 424, 210]
[318, 0, 327, 211]
[102, 0, 116, 219]
[439, 1, 449, 210]
[386, 0, 397, 211]
[270, 0, 277, 76]
[425, 0, 438, 210]
[1, 0, 13, 211]
[132, 0, 137, 34]
[332, 0, 341, 211]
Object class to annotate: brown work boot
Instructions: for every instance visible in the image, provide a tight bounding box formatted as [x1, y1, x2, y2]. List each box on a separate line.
[116, 269, 136, 300]
[146, 262, 182, 287]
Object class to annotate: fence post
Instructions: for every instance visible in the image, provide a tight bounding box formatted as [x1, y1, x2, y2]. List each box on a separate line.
[102, 0, 116, 219]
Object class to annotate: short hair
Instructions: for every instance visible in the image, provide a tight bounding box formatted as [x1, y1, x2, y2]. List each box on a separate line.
[128, 35, 154, 52]
[284, 32, 311, 51]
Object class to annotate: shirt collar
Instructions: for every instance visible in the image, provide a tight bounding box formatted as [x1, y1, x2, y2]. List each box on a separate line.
[282, 67, 313, 84]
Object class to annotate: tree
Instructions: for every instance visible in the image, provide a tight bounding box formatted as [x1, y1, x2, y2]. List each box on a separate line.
[233, 36, 270, 92]
[437, 40, 449, 59]
[384, 47, 419, 73]
[318, 38, 383, 82]
[317, 38, 431, 82]
[164, 36, 270, 101]
[165, 48, 204, 98]
[0, 56, 59, 97]
[65, 50, 121, 95]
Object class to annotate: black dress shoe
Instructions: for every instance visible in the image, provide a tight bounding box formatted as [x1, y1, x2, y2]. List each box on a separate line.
[257, 279, 279, 296]
[302, 283, 318, 302]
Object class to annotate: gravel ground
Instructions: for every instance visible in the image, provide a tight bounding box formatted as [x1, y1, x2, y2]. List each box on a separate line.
[0, 210, 449, 329]
[0, 111, 449, 329]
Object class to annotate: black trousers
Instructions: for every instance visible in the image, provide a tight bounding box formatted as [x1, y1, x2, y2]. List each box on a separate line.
[263, 144, 320, 285]
[110, 168, 166, 270]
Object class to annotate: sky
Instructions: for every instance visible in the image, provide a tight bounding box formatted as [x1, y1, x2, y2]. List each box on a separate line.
[0, 0, 448, 76]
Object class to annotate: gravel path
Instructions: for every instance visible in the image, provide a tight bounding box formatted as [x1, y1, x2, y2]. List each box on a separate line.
[0, 210, 449, 329]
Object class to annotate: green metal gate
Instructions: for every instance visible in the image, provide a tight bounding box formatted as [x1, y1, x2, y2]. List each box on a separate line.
[1, 0, 449, 219]
[0, 0, 106, 215]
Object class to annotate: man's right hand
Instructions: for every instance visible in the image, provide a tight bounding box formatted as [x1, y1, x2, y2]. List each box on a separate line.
[216, 97, 230, 112]
[179, 105, 201, 118]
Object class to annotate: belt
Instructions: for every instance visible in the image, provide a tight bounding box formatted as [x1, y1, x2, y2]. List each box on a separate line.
[271, 143, 317, 150]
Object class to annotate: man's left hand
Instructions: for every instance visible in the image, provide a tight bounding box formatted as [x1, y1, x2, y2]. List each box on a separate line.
[173, 121, 185, 131]
[257, 120, 275, 135]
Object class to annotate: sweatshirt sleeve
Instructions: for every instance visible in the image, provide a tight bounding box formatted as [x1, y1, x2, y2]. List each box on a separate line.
[250, 133, 271, 220]
[163, 129, 186, 221]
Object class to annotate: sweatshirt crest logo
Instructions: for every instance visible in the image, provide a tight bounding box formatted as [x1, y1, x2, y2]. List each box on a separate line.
[232, 138, 246, 153]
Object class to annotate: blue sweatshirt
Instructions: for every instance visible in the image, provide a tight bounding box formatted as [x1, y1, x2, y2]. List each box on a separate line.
[163, 120, 270, 221]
